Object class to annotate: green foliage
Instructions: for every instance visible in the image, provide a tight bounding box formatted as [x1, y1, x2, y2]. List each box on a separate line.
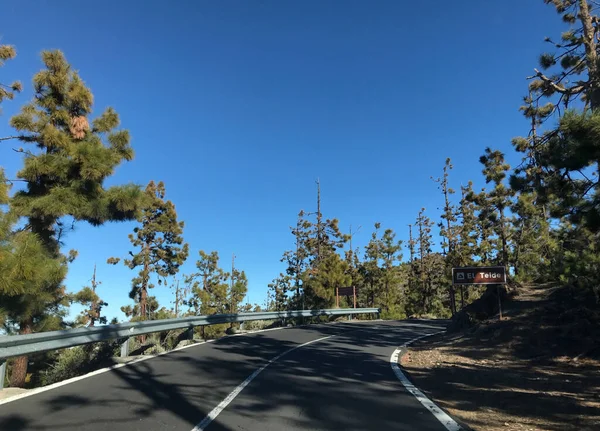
[120, 295, 163, 321]
[267, 274, 292, 311]
[41, 342, 118, 386]
[9, 50, 142, 254]
[70, 286, 108, 326]
[278, 196, 349, 311]
[405, 209, 451, 317]
[475, 148, 514, 267]
[456, 182, 478, 266]
[184, 250, 245, 318]
[1, 49, 144, 386]
[0, 43, 22, 105]
[502, 1, 600, 300]
[69, 266, 107, 326]
[357, 223, 405, 317]
[0, 178, 71, 336]
[302, 252, 351, 307]
[229, 269, 248, 314]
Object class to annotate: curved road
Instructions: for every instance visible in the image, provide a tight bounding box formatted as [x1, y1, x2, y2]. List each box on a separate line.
[0, 320, 456, 431]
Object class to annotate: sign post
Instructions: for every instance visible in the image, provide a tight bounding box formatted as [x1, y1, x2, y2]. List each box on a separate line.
[336, 286, 358, 317]
[452, 266, 507, 320]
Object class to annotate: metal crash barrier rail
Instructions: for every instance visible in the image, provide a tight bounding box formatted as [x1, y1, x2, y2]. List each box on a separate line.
[0, 307, 380, 389]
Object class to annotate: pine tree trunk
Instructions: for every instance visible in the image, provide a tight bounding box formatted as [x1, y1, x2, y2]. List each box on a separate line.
[578, 0, 600, 110]
[10, 318, 33, 388]
[138, 245, 149, 344]
[449, 286, 456, 315]
[139, 286, 148, 343]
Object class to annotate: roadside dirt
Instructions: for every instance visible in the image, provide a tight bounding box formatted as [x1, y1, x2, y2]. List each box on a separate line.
[401, 284, 600, 431]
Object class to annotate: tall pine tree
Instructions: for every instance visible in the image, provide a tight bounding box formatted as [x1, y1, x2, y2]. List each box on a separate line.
[109, 181, 189, 323]
[432, 158, 459, 314]
[186, 250, 229, 316]
[2, 50, 142, 387]
[70, 265, 108, 327]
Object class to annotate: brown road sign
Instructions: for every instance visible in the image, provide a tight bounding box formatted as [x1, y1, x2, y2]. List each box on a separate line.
[337, 286, 355, 296]
[452, 266, 507, 285]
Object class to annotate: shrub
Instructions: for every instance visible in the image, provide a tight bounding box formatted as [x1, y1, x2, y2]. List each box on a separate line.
[40, 341, 118, 386]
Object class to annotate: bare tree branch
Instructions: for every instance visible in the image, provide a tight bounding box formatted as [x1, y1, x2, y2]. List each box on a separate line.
[0, 135, 23, 142]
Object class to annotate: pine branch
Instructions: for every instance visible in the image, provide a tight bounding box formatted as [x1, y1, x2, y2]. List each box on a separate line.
[0, 135, 25, 142]
[531, 68, 586, 95]
[12, 147, 35, 157]
[2, 175, 29, 187]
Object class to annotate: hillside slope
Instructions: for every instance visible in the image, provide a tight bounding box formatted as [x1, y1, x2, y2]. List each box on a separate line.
[401, 284, 600, 431]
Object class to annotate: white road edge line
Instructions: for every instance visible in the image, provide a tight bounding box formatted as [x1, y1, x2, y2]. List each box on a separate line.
[191, 335, 334, 431]
[0, 323, 318, 406]
[390, 331, 462, 431]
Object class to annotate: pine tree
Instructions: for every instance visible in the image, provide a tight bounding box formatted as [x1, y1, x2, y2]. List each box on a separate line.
[478, 148, 514, 267]
[304, 181, 348, 266]
[455, 182, 479, 307]
[170, 277, 193, 317]
[457, 182, 478, 266]
[432, 159, 458, 256]
[229, 268, 248, 315]
[406, 208, 448, 316]
[357, 223, 404, 316]
[280, 195, 348, 310]
[344, 228, 363, 308]
[432, 158, 459, 314]
[510, 192, 555, 281]
[109, 181, 189, 324]
[416, 208, 434, 312]
[303, 214, 348, 308]
[527, 0, 599, 112]
[0, 171, 71, 387]
[302, 252, 351, 307]
[267, 274, 291, 311]
[121, 295, 161, 320]
[379, 227, 404, 318]
[186, 250, 229, 316]
[0, 235, 73, 387]
[1, 51, 140, 386]
[360, 223, 383, 309]
[7, 51, 142, 254]
[406, 223, 420, 313]
[281, 211, 312, 310]
[70, 264, 108, 327]
[511, 1, 600, 233]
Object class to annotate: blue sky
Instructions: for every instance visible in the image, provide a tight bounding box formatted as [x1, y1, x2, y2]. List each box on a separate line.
[0, 0, 562, 322]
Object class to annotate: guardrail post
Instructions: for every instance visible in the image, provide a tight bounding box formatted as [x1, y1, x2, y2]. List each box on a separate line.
[185, 327, 194, 341]
[0, 360, 6, 390]
[240, 322, 245, 331]
[120, 337, 130, 358]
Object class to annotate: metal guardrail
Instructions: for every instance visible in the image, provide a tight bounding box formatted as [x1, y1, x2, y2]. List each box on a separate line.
[0, 307, 380, 389]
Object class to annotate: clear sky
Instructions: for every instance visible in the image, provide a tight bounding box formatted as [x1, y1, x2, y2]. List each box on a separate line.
[0, 0, 562, 322]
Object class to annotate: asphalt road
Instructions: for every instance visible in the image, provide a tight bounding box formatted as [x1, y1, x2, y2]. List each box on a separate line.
[0, 320, 453, 431]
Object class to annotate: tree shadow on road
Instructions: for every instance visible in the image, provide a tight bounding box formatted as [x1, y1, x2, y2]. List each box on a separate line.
[0, 320, 447, 431]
